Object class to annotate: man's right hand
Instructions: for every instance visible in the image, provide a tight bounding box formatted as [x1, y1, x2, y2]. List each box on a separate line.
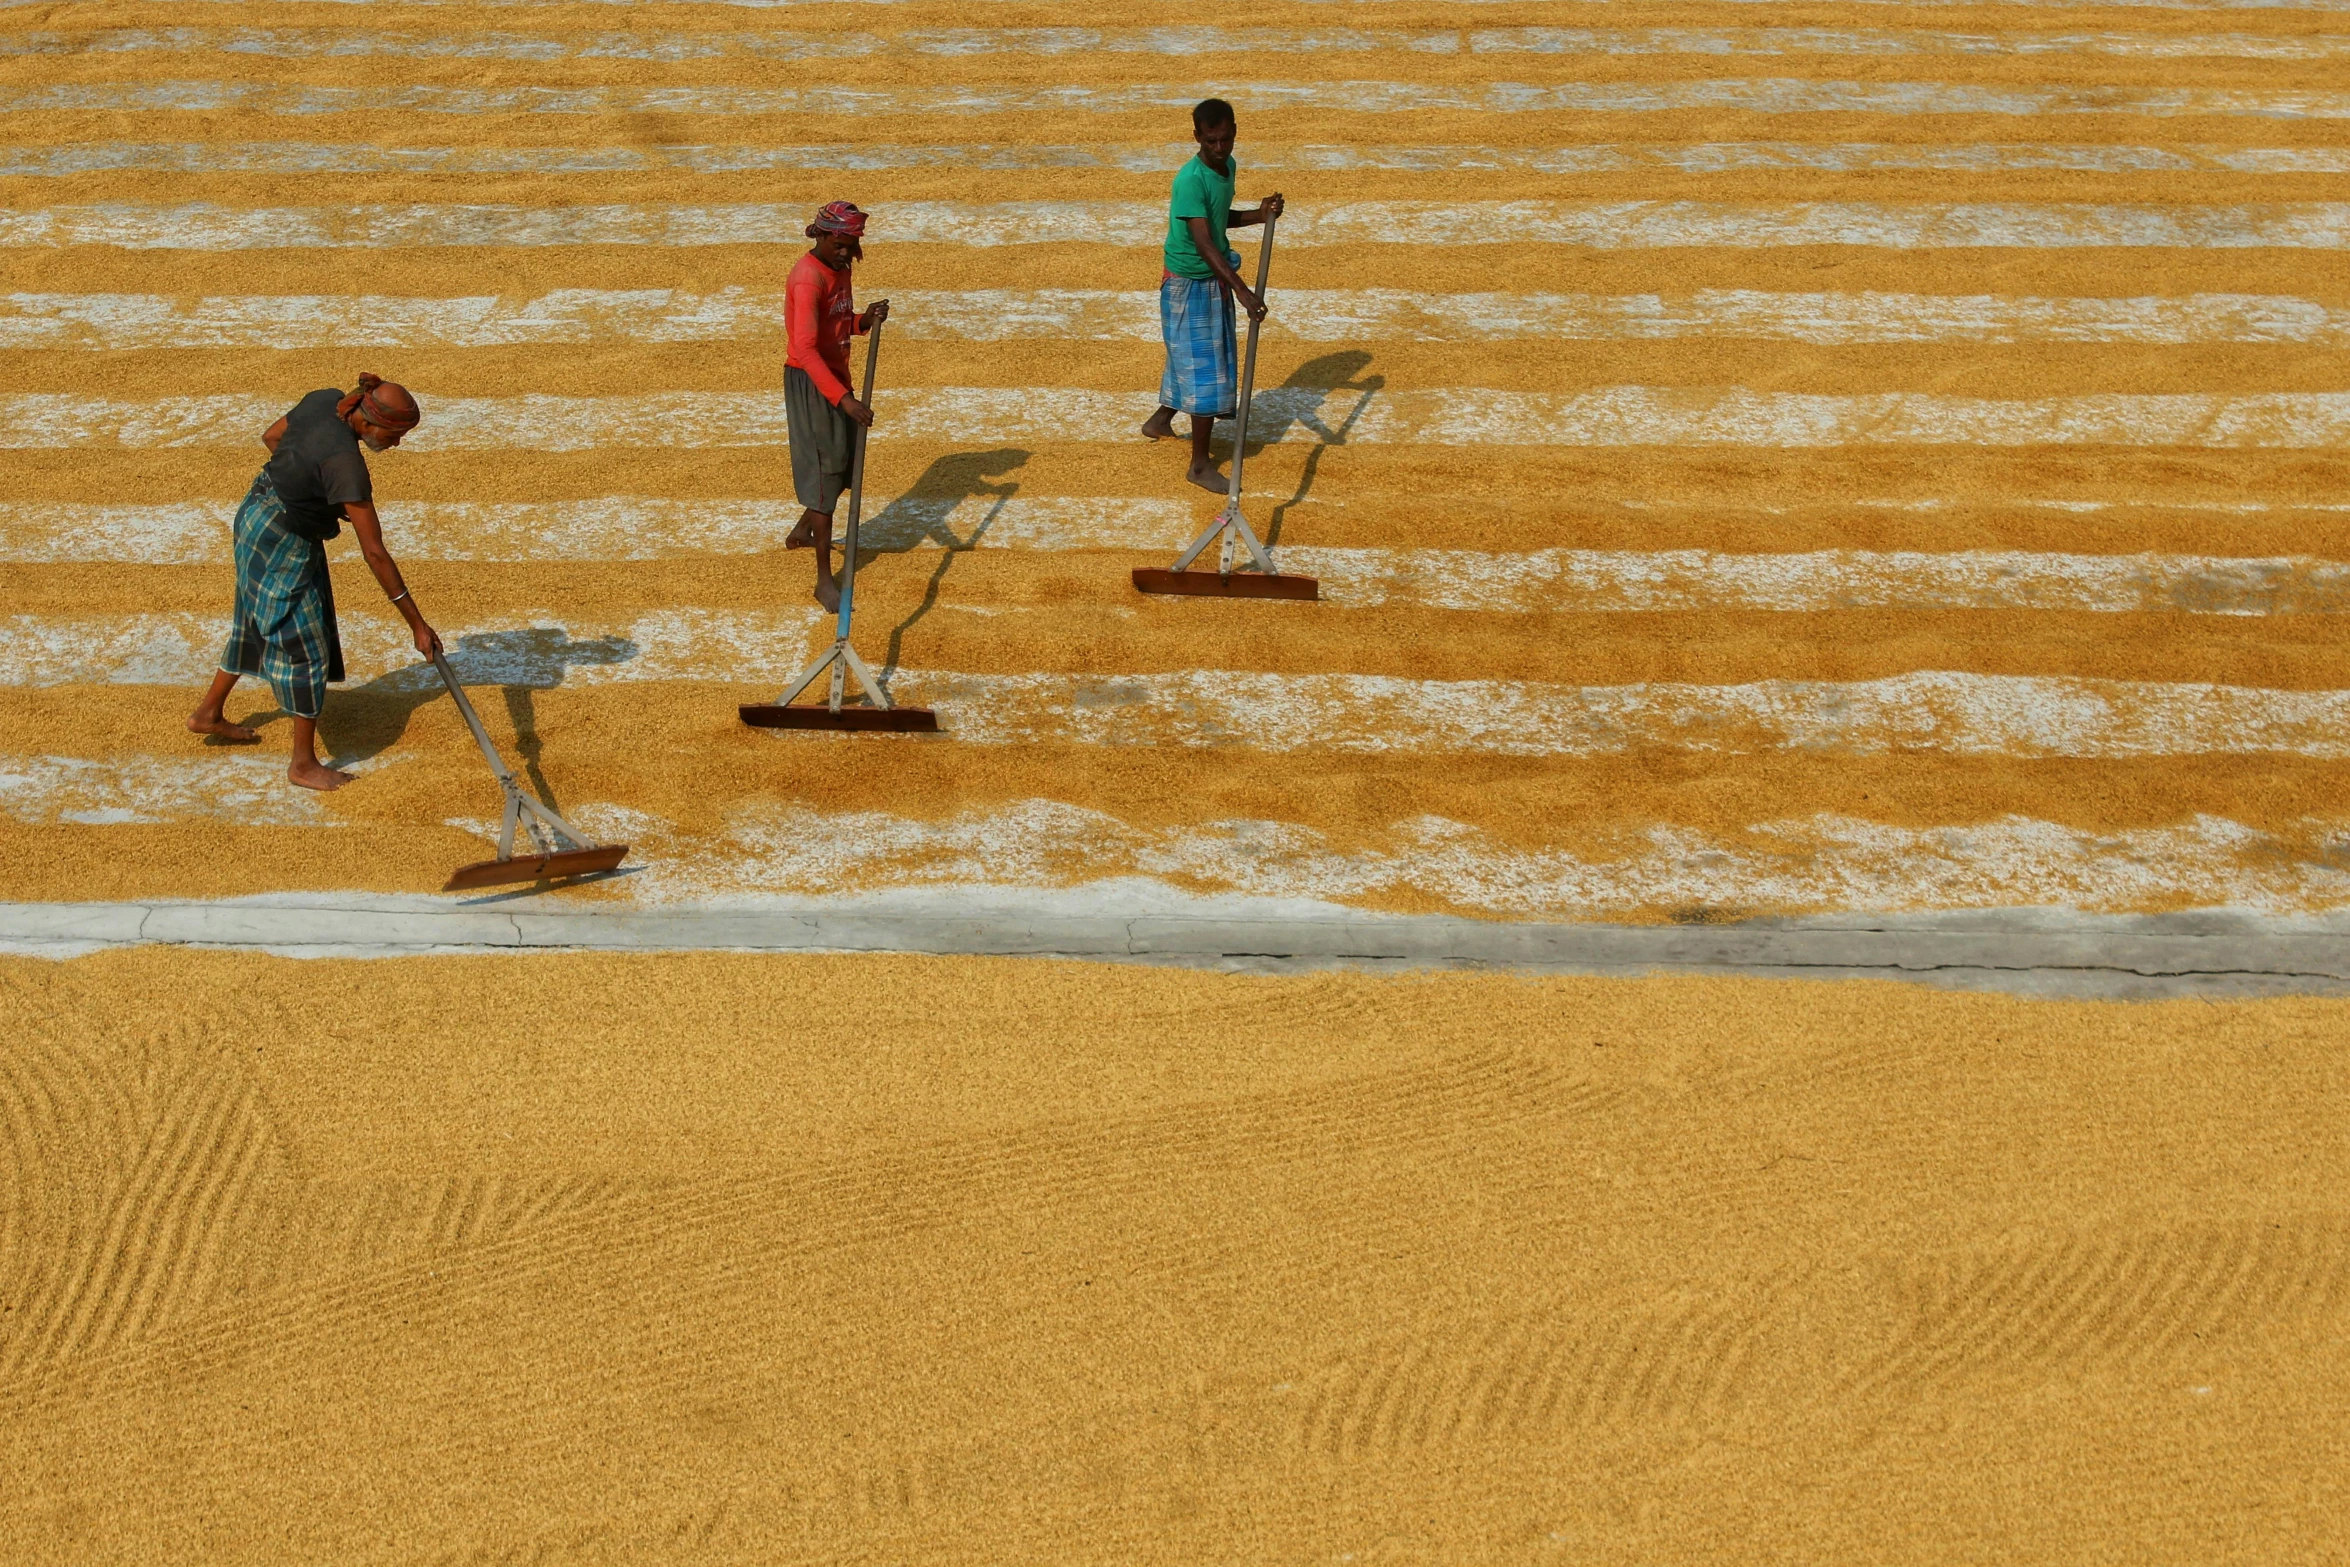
[839, 394, 875, 428]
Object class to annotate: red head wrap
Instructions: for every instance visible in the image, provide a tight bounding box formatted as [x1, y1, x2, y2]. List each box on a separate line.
[806, 201, 868, 240]
[336, 372, 419, 432]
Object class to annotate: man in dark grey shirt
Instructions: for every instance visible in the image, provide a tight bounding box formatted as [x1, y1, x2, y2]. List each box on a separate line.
[189, 375, 442, 791]
[264, 386, 376, 542]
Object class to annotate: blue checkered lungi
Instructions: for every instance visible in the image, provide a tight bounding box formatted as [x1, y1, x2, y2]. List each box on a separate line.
[1158, 255, 1240, 418]
[220, 471, 343, 719]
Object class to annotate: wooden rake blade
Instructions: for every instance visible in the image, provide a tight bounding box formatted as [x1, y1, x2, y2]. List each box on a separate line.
[1131, 567, 1319, 600]
[443, 844, 630, 893]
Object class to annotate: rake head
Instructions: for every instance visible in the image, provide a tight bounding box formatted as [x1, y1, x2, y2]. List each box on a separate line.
[1132, 567, 1319, 601]
[442, 843, 630, 893]
[739, 704, 940, 732]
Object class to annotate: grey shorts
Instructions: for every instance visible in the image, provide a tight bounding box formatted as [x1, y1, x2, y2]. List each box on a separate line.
[785, 365, 857, 514]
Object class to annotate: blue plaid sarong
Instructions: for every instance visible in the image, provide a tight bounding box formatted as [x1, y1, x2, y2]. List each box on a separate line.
[220, 471, 343, 719]
[1158, 257, 1239, 418]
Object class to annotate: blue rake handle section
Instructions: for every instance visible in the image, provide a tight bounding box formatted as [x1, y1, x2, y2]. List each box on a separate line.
[834, 317, 883, 640]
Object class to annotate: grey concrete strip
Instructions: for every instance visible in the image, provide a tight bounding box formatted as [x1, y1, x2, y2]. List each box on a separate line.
[4, 896, 2349, 998]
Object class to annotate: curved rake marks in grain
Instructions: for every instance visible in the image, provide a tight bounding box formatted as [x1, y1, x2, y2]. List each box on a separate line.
[9, 1057, 281, 1377]
[0, 1028, 294, 1389]
[2, 1048, 1584, 1424]
[1853, 1216, 2350, 1398]
[0, 1028, 144, 1375]
[1295, 1289, 1778, 1463]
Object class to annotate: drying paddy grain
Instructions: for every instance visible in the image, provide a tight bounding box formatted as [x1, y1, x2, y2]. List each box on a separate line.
[5, 949, 2349, 1562]
[2, 2, 2347, 918]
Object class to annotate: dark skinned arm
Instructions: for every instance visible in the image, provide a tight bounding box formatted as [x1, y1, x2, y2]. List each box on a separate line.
[838, 298, 891, 427]
[1186, 216, 1267, 321]
[261, 416, 287, 453]
[1228, 192, 1286, 229]
[342, 501, 442, 658]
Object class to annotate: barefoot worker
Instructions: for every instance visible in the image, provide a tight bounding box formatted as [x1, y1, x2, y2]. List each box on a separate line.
[782, 200, 890, 611]
[1139, 98, 1283, 494]
[187, 374, 442, 792]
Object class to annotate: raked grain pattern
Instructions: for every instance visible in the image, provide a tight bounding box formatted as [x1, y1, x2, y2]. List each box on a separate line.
[4, 952, 2348, 1561]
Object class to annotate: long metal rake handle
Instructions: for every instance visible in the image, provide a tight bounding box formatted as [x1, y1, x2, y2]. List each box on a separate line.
[430, 647, 513, 785]
[833, 317, 885, 639]
[429, 648, 593, 858]
[1224, 210, 1275, 506]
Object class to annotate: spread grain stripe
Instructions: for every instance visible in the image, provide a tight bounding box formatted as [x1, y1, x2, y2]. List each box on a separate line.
[5, 620, 2349, 759]
[11, 25, 2346, 62]
[41, 0, 2350, 11]
[7, 780, 2344, 921]
[10, 80, 2350, 118]
[6, 500, 2345, 616]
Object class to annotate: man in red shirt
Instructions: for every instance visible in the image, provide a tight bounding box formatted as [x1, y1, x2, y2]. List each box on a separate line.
[782, 200, 889, 611]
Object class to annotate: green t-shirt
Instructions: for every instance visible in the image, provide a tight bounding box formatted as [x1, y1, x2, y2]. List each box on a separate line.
[1163, 153, 1236, 280]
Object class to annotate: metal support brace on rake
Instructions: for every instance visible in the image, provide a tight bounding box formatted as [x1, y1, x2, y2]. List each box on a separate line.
[1133, 211, 1319, 602]
[432, 648, 629, 892]
[741, 319, 940, 732]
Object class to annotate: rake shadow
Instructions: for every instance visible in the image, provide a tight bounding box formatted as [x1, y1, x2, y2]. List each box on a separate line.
[835, 447, 1030, 677]
[319, 626, 638, 815]
[1226, 349, 1384, 548]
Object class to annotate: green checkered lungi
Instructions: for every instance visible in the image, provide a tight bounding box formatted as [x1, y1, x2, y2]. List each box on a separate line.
[220, 471, 343, 719]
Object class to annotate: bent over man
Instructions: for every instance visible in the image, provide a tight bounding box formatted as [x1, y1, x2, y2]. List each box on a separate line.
[187, 374, 442, 791]
[782, 200, 889, 612]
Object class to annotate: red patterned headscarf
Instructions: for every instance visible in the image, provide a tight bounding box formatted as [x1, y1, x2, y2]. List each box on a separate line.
[806, 201, 868, 239]
[335, 372, 420, 431]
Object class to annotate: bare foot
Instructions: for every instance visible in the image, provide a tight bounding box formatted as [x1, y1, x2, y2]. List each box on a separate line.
[1187, 462, 1229, 495]
[815, 575, 841, 613]
[785, 518, 820, 550]
[187, 712, 259, 742]
[288, 758, 355, 791]
[1140, 411, 1178, 441]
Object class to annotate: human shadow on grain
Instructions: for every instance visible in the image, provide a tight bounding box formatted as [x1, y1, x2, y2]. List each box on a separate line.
[319, 628, 637, 812]
[1216, 350, 1383, 547]
[839, 447, 1029, 677]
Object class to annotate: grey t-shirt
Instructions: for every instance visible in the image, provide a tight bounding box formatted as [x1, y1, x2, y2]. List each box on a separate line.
[264, 387, 372, 542]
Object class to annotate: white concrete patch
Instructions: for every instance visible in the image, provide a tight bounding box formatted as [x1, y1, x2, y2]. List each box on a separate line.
[588, 800, 2350, 918]
[1466, 26, 2350, 59]
[8, 200, 2346, 253]
[14, 288, 2349, 350]
[890, 670, 2350, 759]
[0, 753, 330, 825]
[7, 141, 2341, 179]
[9, 24, 2341, 62]
[0, 500, 232, 563]
[7, 80, 2349, 119]
[14, 388, 2350, 452]
[9, 617, 2350, 760]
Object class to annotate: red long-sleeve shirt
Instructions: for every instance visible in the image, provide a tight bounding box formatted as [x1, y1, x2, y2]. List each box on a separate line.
[785, 252, 862, 405]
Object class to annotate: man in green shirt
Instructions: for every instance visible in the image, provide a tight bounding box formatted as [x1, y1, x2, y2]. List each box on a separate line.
[1140, 98, 1284, 494]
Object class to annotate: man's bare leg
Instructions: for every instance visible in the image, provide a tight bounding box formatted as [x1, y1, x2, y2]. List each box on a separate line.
[811, 509, 840, 612]
[1140, 405, 1178, 441]
[1187, 413, 1226, 494]
[287, 715, 353, 791]
[188, 669, 260, 742]
[785, 507, 823, 549]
